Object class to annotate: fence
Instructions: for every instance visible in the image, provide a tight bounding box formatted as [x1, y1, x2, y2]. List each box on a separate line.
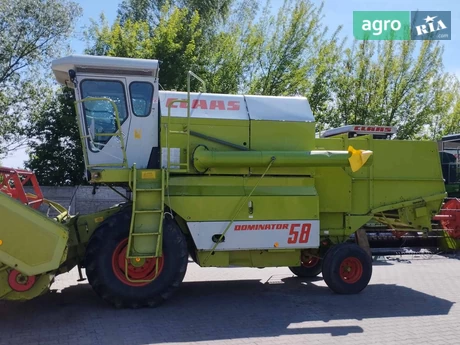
[24, 185, 129, 215]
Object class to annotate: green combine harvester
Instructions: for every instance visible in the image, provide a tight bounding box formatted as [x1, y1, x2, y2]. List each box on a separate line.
[0, 55, 450, 308]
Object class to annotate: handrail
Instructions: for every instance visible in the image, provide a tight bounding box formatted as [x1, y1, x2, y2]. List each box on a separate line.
[187, 71, 206, 93]
[164, 70, 206, 185]
[166, 99, 190, 185]
[74, 97, 128, 169]
[187, 71, 206, 169]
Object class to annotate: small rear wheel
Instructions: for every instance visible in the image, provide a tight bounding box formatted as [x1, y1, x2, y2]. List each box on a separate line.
[322, 243, 372, 294]
[289, 256, 322, 278]
[85, 208, 188, 308]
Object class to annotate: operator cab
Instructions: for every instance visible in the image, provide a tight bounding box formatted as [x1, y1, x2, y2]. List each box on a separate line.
[320, 125, 397, 140]
[51, 55, 160, 170]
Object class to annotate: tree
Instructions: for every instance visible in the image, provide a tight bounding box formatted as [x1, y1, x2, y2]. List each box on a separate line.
[0, 0, 82, 158]
[25, 87, 86, 186]
[321, 39, 458, 139]
[116, 0, 233, 29]
[427, 77, 460, 140]
[85, 5, 203, 91]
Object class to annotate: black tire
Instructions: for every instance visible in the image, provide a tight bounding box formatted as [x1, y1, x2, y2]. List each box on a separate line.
[289, 257, 322, 278]
[85, 208, 188, 308]
[322, 243, 372, 294]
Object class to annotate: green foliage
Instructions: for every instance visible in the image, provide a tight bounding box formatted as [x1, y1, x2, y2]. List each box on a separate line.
[323, 39, 456, 139]
[0, 0, 82, 158]
[434, 77, 460, 139]
[25, 87, 86, 186]
[85, 5, 203, 91]
[116, 0, 233, 29]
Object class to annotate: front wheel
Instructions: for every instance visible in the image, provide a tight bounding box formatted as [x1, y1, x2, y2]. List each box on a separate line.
[322, 243, 372, 294]
[289, 256, 322, 278]
[85, 209, 188, 308]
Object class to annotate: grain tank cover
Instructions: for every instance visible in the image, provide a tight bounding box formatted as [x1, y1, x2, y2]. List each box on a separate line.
[160, 91, 248, 120]
[244, 94, 314, 122]
[51, 54, 159, 86]
[159, 91, 314, 122]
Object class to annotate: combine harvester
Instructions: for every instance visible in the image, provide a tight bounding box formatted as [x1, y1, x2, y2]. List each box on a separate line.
[0, 55, 449, 308]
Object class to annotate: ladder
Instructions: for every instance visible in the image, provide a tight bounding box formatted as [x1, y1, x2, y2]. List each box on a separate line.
[125, 164, 165, 282]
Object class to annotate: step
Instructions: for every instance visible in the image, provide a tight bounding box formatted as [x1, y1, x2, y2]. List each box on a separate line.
[136, 188, 162, 192]
[134, 210, 162, 214]
[130, 232, 160, 236]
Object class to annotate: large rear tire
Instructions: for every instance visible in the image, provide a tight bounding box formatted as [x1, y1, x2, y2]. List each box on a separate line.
[85, 209, 188, 308]
[322, 243, 372, 294]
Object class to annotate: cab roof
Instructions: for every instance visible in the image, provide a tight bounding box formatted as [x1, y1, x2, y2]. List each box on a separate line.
[51, 54, 160, 86]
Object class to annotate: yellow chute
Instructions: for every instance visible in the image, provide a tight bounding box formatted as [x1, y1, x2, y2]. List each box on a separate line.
[348, 146, 373, 172]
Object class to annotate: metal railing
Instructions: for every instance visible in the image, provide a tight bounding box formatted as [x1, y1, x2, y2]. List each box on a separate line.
[164, 71, 206, 184]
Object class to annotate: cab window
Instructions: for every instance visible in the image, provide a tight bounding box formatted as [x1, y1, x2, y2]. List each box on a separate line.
[80, 80, 128, 150]
[129, 82, 153, 117]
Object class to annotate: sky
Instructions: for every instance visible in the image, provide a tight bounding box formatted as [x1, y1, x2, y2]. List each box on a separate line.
[2, 0, 459, 168]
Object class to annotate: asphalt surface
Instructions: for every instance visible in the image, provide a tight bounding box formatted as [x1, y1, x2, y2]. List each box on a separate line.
[1, 253, 460, 345]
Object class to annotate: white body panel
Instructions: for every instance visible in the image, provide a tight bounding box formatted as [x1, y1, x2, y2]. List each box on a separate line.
[159, 91, 248, 120]
[244, 94, 314, 122]
[187, 220, 320, 251]
[159, 91, 314, 122]
[123, 75, 159, 168]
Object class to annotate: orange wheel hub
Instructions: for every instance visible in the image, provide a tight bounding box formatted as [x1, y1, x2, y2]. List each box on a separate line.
[301, 257, 320, 268]
[111, 238, 164, 287]
[339, 257, 363, 284]
[8, 270, 36, 292]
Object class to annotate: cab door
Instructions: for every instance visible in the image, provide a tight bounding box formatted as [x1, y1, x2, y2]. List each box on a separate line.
[124, 76, 159, 169]
[76, 77, 131, 168]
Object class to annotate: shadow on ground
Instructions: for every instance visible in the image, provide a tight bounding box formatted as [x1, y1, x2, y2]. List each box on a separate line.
[0, 273, 454, 345]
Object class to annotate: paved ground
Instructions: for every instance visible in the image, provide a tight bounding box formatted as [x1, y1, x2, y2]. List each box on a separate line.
[2, 253, 460, 345]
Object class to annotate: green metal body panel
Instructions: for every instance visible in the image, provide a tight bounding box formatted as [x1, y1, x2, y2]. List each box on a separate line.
[162, 117, 249, 175]
[0, 192, 69, 276]
[249, 120, 315, 175]
[166, 175, 319, 222]
[196, 249, 300, 267]
[314, 135, 446, 230]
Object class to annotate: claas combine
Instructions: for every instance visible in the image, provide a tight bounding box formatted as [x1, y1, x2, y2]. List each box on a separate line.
[0, 55, 449, 308]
